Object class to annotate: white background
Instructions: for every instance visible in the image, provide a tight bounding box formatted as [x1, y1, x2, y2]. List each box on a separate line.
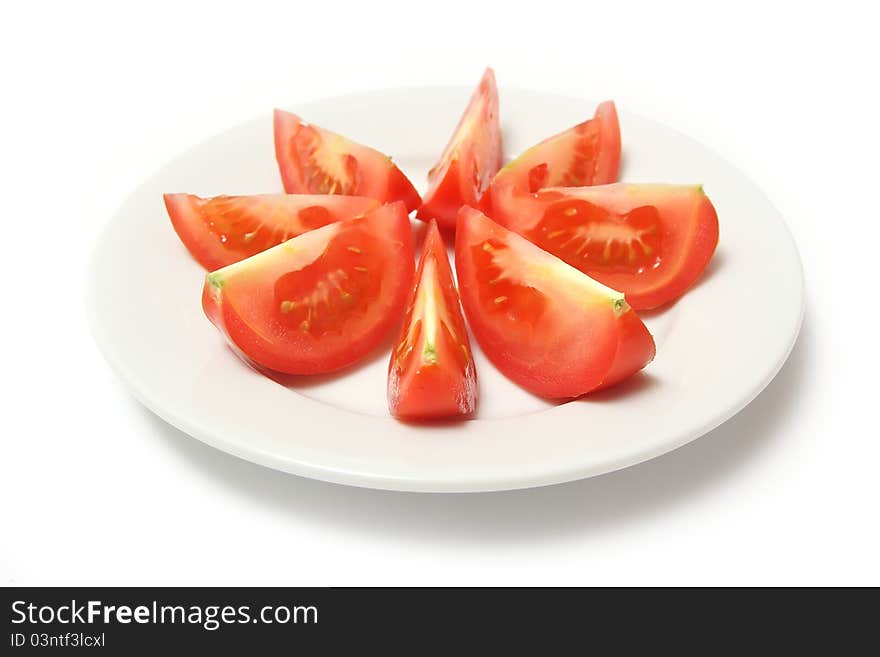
[2, 0, 877, 585]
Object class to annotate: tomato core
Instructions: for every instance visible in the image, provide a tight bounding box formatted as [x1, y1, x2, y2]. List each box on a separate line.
[293, 126, 359, 195]
[530, 200, 662, 275]
[272, 226, 382, 337]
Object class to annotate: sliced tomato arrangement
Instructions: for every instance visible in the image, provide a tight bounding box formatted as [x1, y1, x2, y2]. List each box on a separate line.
[481, 100, 620, 218]
[164, 193, 379, 270]
[455, 206, 654, 398]
[202, 202, 414, 375]
[489, 184, 719, 309]
[160, 77, 724, 419]
[274, 109, 421, 212]
[416, 68, 502, 230]
[388, 220, 477, 419]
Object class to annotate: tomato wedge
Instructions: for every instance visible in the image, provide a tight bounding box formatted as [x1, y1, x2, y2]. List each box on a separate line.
[164, 193, 379, 270]
[481, 100, 620, 216]
[416, 68, 502, 230]
[203, 202, 414, 375]
[274, 109, 421, 212]
[455, 206, 654, 398]
[388, 220, 477, 420]
[489, 184, 718, 309]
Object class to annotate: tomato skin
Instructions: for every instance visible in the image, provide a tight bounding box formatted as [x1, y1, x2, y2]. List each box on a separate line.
[480, 100, 620, 217]
[417, 68, 502, 230]
[164, 193, 379, 271]
[202, 202, 414, 375]
[386, 164, 423, 214]
[416, 157, 465, 227]
[454, 206, 654, 398]
[593, 100, 621, 186]
[273, 109, 421, 211]
[388, 220, 477, 420]
[596, 309, 656, 391]
[491, 184, 718, 309]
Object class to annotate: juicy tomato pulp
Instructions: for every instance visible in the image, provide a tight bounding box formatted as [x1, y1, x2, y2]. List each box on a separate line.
[416, 68, 502, 230]
[203, 202, 414, 375]
[493, 184, 718, 309]
[454, 206, 654, 398]
[274, 109, 421, 212]
[164, 193, 379, 270]
[481, 100, 620, 217]
[388, 221, 476, 420]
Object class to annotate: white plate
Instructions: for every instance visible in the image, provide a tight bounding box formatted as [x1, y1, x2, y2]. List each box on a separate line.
[87, 86, 804, 492]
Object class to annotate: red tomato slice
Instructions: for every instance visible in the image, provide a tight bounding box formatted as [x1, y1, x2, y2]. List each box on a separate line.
[455, 206, 654, 398]
[481, 100, 620, 216]
[164, 193, 379, 271]
[388, 220, 477, 420]
[274, 109, 421, 212]
[416, 68, 502, 230]
[202, 202, 414, 375]
[490, 184, 718, 309]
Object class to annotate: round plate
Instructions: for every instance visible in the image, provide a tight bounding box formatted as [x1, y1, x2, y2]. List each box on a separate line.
[87, 86, 804, 492]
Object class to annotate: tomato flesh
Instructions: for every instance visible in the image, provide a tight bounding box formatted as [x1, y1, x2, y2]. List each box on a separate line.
[481, 100, 620, 217]
[164, 193, 379, 270]
[455, 206, 654, 398]
[416, 68, 502, 229]
[203, 202, 414, 374]
[274, 109, 421, 212]
[491, 184, 718, 309]
[388, 220, 476, 420]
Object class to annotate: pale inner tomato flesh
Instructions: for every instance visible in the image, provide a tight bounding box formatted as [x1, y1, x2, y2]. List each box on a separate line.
[470, 227, 626, 335]
[293, 126, 358, 195]
[200, 197, 335, 254]
[529, 200, 662, 275]
[471, 239, 549, 330]
[273, 227, 381, 337]
[526, 119, 601, 193]
[395, 257, 470, 370]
